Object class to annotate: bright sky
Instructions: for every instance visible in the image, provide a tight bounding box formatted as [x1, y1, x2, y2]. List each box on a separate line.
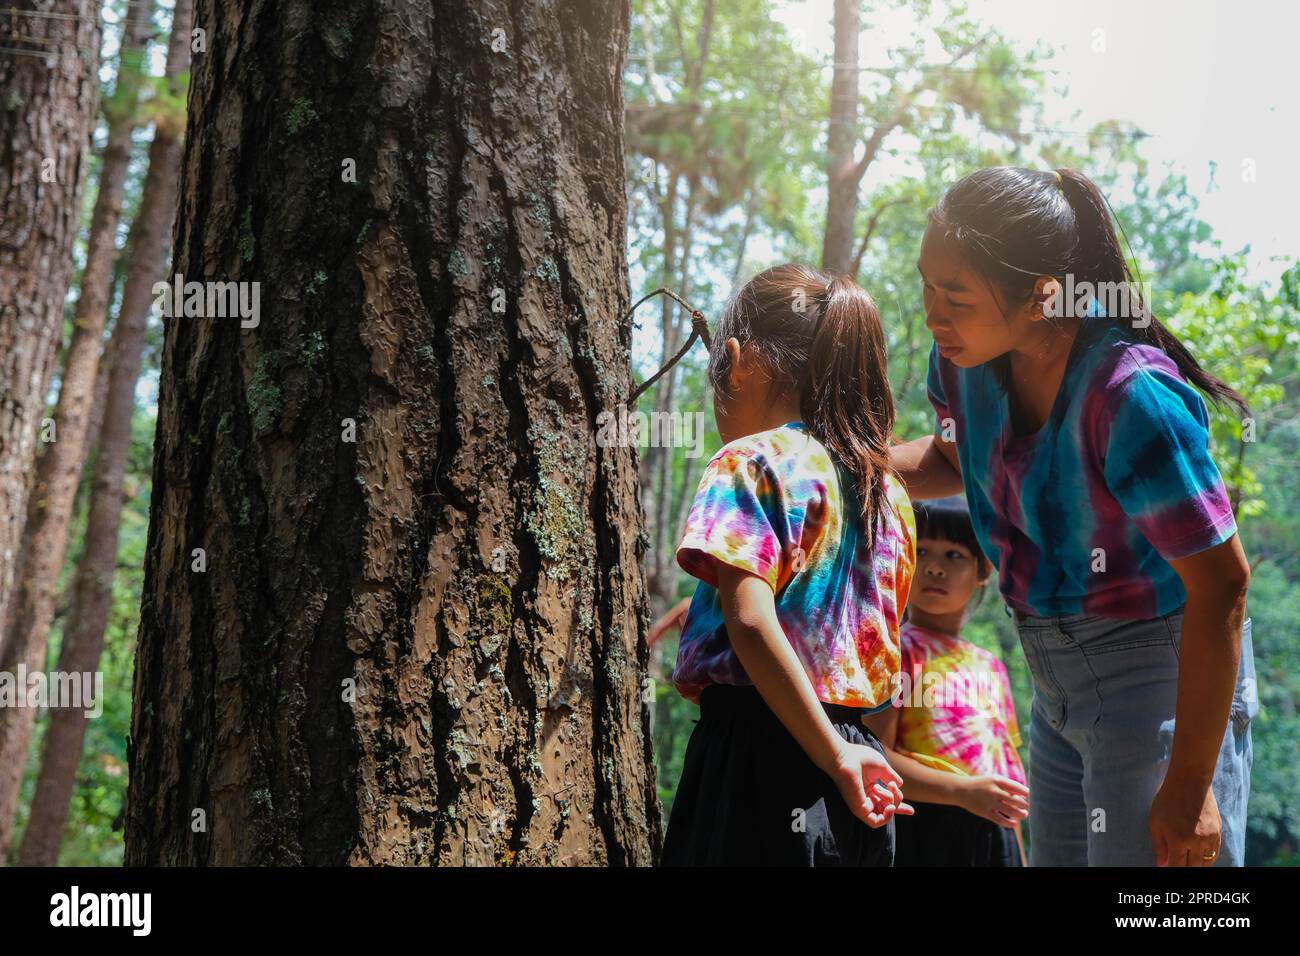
[774, 0, 1299, 283]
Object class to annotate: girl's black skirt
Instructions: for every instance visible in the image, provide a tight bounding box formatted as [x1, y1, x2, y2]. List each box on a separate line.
[893, 800, 1024, 866]
[661, 682, 895, 866]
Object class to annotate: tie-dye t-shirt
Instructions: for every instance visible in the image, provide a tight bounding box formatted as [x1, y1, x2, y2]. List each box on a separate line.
[671, 422, 916, 710]
[893, 621, 1025, 784]
[927, 317, 1238, 619]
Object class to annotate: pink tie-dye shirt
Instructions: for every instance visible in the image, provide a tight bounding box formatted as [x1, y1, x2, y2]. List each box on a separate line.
[671, 422, 917, 710]
[892, 621, 1026, 784]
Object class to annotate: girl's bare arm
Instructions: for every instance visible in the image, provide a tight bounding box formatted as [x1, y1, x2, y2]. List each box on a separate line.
[863, 706, 969, 805]
[714, 563, 911, 827]
[864, 707, 1028, 821]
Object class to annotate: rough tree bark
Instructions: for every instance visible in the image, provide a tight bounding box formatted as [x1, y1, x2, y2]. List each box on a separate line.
[126, 0, 660, 865]
[19, 0, 190, 868]
[0, 0, 154, 860]
[0, 1, 100, 643]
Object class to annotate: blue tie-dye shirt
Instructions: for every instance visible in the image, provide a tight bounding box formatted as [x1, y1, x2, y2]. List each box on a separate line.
[927, 317, 1238, 619]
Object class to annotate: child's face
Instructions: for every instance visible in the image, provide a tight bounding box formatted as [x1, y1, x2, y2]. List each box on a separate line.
[910, 536, 984, 616]
[917, 221, 1059, 368]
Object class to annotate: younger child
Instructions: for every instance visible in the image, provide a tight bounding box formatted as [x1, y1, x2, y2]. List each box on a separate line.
[863, 495, 1029, 866]
[653, 263, 918, 866]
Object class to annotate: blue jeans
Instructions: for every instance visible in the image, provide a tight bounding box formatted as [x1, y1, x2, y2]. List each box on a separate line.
[1007, 605, 1256, 866]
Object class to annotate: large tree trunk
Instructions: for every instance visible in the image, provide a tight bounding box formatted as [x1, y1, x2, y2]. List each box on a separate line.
[821, 0, 861, 275]
[19, 0, 190, 868]
[0, 1, 100, 642]
[126, 0, 660, 866]
[0, 0, 154, 861]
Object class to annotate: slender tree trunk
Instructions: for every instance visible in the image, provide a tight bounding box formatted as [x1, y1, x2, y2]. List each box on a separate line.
[822, 0, 861, 274]
[672, 456, 699, 563]
[649, 196, 693, 608]
[638, 170, 677, 604]
[645, 6, 712, 612]
[19, 0, 190, 868]
[126, 0, 659, 866]
[0, 1, 100, 640]
[732, 189, 756, 285]
[0, 0, 153, 859]
[58, 329, 114, 582]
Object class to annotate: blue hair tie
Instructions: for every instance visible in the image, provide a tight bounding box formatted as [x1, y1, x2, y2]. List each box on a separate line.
[1083, 296, 1107, 319]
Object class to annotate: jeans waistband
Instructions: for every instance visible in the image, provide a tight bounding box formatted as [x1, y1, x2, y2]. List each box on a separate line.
[1006, 604, 1188, 627]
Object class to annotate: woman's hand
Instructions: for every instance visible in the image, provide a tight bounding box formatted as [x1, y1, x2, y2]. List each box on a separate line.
[955, 774, 1030, 827]
[1150, 777, 1222, 866]
[648, 596, 692, 647]
[827, 740, 915, 828]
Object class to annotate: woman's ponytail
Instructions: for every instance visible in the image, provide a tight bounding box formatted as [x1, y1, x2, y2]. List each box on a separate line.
[1055, 167, 1249, 415]
[802, 275, 896, 551]
[931, 166, 1248, 416]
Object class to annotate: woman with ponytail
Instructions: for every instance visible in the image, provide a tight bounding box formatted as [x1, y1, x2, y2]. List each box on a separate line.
[891, 166, 1256, 867]
[657, 263, 919, 865]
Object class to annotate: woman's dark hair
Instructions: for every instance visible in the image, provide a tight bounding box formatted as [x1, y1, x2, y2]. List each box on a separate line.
[929, 166, 1248, 414]
[708, 263, 897, 549]
[912, 495, 992, 609]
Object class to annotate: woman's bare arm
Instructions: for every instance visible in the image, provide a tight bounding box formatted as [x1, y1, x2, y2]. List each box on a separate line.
[1150, 534, 1251, 865]
[889, 434, 964, 500]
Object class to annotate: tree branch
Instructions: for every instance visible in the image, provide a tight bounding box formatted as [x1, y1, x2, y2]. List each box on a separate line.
[849, 32, 990, 185]
[849, 196, 908, 277]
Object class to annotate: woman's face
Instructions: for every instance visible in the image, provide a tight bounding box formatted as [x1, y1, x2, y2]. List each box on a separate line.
[909, 536, 986, 616]
[917, 221, 1055, 367]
